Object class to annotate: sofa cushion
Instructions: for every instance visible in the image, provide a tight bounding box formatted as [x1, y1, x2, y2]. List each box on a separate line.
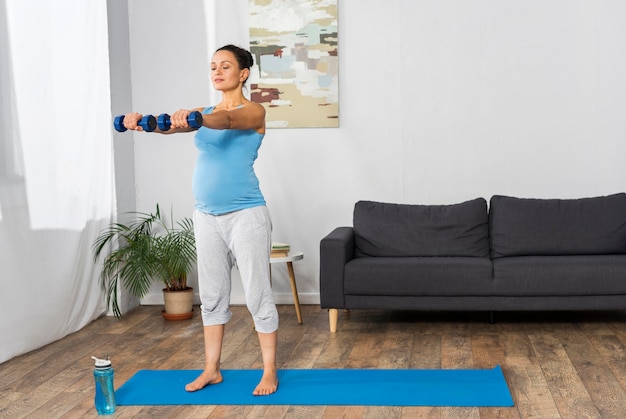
[493, 255, 626, 295]
[344, 256, 494, 296]
[489, 193, 626, 258]
[353, 198, 489, 257]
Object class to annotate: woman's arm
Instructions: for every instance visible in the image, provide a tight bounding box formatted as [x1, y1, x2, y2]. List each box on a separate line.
[171, 102, 266, 134]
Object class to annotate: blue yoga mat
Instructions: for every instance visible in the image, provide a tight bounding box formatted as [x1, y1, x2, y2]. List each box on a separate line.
[115, 366, 513, 407]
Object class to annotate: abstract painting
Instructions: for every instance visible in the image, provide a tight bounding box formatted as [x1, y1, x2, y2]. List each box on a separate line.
[249, 0, 338, 128]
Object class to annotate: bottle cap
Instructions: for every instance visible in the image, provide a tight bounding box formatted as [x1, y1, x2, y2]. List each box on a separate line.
[91, 356, 112, 368]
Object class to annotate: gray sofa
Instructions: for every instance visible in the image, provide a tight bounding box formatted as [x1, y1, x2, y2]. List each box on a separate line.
[320, 193, 626, 332]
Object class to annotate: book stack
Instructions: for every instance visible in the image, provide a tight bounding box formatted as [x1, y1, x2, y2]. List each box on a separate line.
[271, 242, 290, 258]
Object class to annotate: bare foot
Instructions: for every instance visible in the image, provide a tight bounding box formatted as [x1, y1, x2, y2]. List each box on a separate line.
[185, 370, 223, 392]
[253, 369, 278, 396]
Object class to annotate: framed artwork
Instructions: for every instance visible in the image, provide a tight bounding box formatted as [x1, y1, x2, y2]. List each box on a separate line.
[249, 0, 339, 128]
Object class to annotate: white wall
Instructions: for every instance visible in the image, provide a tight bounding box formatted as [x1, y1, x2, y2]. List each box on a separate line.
[117, 0, 626, 305]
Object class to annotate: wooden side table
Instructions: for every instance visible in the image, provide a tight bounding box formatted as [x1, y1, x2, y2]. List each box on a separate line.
[269, 251, 304, 324]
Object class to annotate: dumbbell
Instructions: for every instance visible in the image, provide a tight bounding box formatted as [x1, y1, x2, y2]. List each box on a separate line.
[113, 115, 157, 132]
[157, 111, 203, 131]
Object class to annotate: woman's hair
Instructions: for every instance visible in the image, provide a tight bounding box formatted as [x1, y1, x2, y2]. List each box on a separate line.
[216, 44, 254, 84]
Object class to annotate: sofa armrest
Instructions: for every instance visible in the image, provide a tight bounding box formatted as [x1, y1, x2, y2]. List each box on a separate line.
[320, 227, 355, 309]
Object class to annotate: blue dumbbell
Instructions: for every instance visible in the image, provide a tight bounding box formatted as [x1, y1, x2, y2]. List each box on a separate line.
[157, 114, 170, 131]
[113, 115, 127, 132]
[157, 111, 203, 131]
[113, 114, 157, 132]
[139, 115, 157, 132]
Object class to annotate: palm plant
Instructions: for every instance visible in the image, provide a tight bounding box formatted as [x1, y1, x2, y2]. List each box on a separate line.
[92, 205, 196, 318]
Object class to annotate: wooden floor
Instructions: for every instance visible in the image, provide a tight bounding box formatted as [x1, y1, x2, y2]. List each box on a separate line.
[2, 305, 626, 418]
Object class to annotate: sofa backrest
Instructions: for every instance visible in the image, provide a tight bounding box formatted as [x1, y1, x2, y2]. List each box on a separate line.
[489, 193, 626, 258]
[353, 198, 490, 257]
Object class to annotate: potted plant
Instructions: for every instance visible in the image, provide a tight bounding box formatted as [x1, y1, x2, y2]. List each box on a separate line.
[92, 204, 196, 320]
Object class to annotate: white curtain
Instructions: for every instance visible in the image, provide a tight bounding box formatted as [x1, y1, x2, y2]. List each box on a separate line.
[0, 0, 112, 363]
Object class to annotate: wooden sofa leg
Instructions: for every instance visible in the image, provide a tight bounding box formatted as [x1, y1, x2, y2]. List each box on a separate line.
[329, 309, 338, 333]
[489, 311, 496, 324]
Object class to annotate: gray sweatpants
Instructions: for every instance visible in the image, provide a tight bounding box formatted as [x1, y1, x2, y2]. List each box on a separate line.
[193, 206, 278, 333]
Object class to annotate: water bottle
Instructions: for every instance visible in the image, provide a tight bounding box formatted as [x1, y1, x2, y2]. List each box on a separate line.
[92, 355, 116, 415]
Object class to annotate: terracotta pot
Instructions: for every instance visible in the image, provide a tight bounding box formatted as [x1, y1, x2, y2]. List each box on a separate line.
[162, 287, 194, 320]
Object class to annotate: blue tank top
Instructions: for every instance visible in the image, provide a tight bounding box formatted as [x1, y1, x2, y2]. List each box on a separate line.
[192, 106, 266, 215]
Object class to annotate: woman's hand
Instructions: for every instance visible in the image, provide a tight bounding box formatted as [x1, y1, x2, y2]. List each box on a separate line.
[170, 109, 193, 129]
[123, 112, 144, 131]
